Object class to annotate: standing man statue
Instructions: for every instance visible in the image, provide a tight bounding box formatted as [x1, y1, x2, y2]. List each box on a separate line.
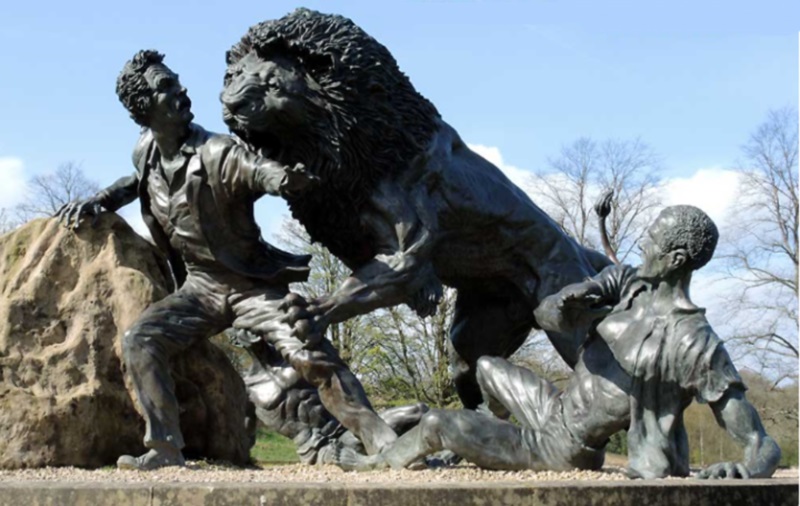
[57, 50, 397, 470]
[335, 205, 780, 480]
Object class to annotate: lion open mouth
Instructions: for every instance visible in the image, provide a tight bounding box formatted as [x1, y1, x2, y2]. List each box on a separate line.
[222, 98, 267, 130]
[223, 101, 287, 161]
[246, 130, 287, 161]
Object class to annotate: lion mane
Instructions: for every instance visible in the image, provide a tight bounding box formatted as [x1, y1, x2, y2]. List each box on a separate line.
[226, 9, 441, 264]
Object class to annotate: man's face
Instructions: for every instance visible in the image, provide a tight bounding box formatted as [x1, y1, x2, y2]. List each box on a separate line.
[143, 64, 193, 128]
[637, 223, 670, 279]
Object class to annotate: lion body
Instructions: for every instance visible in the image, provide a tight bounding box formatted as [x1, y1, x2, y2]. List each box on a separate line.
[223, 9, 611, 407]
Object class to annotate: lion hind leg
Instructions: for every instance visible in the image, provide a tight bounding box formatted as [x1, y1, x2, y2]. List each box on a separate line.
[449, 289, 536, 409]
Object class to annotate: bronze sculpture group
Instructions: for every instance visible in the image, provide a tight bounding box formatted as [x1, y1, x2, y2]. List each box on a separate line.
[56, 8, 780, 479]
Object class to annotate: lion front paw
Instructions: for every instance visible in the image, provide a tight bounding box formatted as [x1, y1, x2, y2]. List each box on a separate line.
[409, 278, 443, 318]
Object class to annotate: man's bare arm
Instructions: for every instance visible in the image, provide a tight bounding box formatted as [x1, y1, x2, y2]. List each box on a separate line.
[534, 278, 613, 334]
[697, 387, 781, 479]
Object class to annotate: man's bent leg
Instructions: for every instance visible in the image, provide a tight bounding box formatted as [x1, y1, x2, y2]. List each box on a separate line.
[379, 403, 429, 435]
[476, 356, 560, 431]
[317, 340, 398, 454]
[232, 291, 397, 455]
[474, 356, 597, 471]
[337, 409, 531, 471]
[449, 290, 536, 409]
[272, 339, 397, 455]
[119, 286, 228, 469]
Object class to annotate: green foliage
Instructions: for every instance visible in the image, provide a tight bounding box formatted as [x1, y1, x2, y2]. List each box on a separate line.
[779, 441, 798, 468]
[606, 430, 628, 455]
[276, 219, 458, 408]
[359, 297, 458, 408]
[250, 427, 299, 465]
[739, 373, 798, 467]
[208, 333, 253, 376]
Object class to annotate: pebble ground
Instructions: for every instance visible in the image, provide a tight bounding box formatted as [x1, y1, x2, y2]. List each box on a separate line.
[0, 462, 796, 484]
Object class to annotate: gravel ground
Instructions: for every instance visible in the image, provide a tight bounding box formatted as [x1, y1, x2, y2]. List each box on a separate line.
[0, 462, 796, 484]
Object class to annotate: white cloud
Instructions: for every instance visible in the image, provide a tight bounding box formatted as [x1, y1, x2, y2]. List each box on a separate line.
[118, 206, 152, 243]
[662, 167, 741, 226]
[0, 157, 28, 208]
[467, 147, 743, 235]
[467, 144, 534, 190]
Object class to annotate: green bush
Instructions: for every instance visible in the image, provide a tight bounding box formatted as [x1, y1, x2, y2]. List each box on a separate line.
[250, 428, 299, 465]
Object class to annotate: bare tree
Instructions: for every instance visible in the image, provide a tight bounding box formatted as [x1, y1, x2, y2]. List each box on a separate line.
[529, 137, 662, 262]
[513, 137, 663, 384]
[274, 217, 458, 407]
[363, 289, 457, 408]
[0, 208, 20, 234]
[509, 335, 572, 388]
[275, 218, 379, 367]
[719, 107, 798, 384]
[15, 162, 100, 222]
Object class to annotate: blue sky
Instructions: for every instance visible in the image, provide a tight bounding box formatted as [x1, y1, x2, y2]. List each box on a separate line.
[0, 0, 797, 232]
[0, 1, 797, 376]
[1, 2, 797, 189]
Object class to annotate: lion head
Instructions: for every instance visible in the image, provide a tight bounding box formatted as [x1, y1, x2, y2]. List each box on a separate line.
[222, 8, 440, 264]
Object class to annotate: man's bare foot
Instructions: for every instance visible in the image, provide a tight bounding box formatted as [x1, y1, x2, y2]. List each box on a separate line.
[332, 444, 388, 472]
[117, 446, 185, 470]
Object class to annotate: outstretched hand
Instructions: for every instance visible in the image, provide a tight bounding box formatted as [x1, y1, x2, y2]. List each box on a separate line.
[55, 197, 103, 230]
[558, 283, 612, 323]
[696, 462, 751, 480]
[560, 283, 607, 307]
[409, 278, 443, 318]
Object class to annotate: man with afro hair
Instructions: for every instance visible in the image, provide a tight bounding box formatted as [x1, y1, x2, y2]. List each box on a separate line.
[335, 206, 780, 480]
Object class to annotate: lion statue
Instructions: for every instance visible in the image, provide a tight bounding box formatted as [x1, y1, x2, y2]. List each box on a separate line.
[221, 8, 611, 408]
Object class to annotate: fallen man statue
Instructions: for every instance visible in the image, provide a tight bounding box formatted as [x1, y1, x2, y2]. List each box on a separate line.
[332, 206, 781, 480]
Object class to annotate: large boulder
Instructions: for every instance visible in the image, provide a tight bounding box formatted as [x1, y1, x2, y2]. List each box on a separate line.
[0, 214, 251, 468]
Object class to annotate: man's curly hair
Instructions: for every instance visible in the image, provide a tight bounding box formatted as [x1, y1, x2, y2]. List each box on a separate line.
[116, 50, 165, 126]
[651, 205, 719, 271]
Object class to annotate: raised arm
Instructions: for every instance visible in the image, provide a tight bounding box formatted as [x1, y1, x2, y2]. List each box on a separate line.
[210, 137, 314, 198]
[697, 387, 781, 479]
[534, 266, 626, 334]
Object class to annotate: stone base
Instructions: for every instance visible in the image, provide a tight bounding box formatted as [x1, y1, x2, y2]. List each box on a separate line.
[0, 479, 796, 506]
